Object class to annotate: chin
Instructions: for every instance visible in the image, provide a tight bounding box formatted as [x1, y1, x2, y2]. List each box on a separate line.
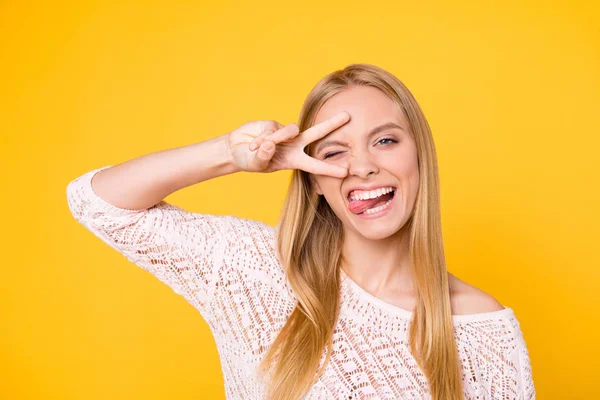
[351, 223, 405, 241]
[339, 211, 407, 241]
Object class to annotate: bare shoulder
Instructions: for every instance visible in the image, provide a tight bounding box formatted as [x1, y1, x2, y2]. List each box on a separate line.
[447, 272, 505, 315]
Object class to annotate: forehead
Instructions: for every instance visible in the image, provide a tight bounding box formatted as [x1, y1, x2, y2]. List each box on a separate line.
[313, 85, 405, 129]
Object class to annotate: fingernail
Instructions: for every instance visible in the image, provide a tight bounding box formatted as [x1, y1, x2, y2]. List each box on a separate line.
[249, 141, 257, 151]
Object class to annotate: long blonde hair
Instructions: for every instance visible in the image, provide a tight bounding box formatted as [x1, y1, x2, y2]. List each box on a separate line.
[256, 63, 464, 400]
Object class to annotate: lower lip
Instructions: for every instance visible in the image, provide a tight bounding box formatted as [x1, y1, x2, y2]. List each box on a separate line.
[352, 191, 397, 220]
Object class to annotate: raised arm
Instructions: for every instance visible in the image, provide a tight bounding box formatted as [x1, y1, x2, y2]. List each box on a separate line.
[66, 113, 352, 325]
[89, 112, 350, 211]
[89, 133, 241, 211]
[65, 130, 266, 325]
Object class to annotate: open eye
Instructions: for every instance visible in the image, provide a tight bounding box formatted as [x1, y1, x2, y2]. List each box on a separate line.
[377, 137, 397, 146]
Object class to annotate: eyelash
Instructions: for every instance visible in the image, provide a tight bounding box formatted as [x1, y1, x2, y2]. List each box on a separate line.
[323, 137, 398, 159]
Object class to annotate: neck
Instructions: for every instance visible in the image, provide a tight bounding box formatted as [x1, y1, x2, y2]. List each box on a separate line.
[340, 225, 414, 295]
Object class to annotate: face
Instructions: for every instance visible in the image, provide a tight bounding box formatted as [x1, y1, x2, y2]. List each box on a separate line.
[309, 85, 420, 241]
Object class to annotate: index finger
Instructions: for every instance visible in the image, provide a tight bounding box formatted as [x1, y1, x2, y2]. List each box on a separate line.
[300, 111, 350, 145]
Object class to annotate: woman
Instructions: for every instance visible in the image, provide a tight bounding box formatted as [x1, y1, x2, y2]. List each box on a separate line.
[66, 63, 535, 399]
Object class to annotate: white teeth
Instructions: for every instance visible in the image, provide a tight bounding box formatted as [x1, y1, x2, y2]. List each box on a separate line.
[363, 198, 393, 214]
[349, 187, 394, 201]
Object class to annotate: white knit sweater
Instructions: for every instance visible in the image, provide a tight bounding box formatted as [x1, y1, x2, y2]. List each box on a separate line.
[66, 166, 536, 399]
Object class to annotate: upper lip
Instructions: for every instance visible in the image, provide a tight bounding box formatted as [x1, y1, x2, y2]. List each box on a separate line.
[346, 184, 396, 200]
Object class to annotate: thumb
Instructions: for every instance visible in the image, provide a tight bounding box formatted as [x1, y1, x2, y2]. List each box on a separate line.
[251, 138, 276, 171]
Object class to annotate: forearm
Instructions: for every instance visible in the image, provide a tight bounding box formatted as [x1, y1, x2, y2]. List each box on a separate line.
[91, 133, 240, 210]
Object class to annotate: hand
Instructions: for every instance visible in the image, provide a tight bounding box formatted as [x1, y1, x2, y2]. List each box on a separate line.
[226, 111, 350, 178]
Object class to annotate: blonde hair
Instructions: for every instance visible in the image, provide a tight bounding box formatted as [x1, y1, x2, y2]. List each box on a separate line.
[256, 63, 464, 400]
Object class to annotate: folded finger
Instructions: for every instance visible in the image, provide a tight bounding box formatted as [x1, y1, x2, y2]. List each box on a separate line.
[249, 132, 270, 151]
[249, 122, 279, 151]
[256, 138, 276, 161]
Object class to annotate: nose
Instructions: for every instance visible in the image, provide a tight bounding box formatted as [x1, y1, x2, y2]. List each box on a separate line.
[347, 150, 379, 179]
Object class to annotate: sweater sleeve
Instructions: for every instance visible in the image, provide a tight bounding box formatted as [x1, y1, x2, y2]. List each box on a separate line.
[514, 316, 536, 399]
[456, 309, 536, 399]
[65, 165, 277, 325]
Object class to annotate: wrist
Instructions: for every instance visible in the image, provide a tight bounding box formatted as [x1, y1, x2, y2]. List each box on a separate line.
[218, 133, 242, 175]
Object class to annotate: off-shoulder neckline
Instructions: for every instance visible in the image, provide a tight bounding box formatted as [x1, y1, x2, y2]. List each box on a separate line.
[339, 268, 514, 323]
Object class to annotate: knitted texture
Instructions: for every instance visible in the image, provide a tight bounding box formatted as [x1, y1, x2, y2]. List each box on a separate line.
[66, 166, 536, 399]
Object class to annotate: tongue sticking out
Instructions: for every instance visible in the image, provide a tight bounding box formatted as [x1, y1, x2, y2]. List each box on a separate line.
[348, 191, 394, 214]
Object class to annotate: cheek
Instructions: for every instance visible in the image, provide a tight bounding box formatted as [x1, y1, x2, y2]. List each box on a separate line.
[399, 151, 420, 194]
[380, 152, 420, 198]
[386, 144, 419, 176]
[315, 176, 339, 196]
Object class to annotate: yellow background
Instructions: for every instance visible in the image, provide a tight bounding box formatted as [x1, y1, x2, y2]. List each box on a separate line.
[2, 0, 598, 398]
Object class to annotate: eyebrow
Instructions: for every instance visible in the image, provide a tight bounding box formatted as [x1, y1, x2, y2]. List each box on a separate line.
[315, 122, 404, 155]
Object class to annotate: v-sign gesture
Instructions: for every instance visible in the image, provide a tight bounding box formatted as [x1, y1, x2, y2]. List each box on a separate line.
[226, 111, 351, 178]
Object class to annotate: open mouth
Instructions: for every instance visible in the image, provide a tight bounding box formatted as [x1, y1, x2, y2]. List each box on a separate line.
[347, 187, 396, 215]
